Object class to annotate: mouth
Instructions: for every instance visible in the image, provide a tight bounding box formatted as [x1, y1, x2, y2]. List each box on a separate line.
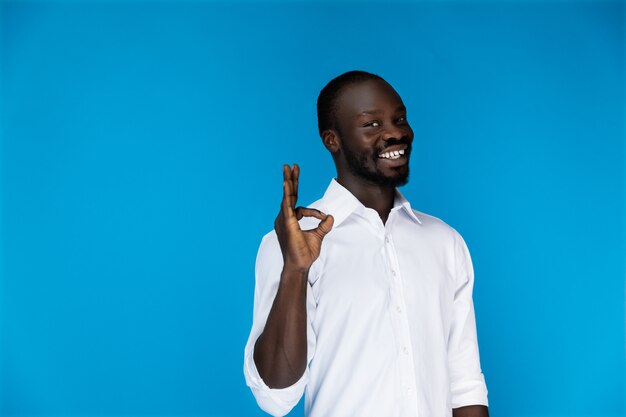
[378, 144, 409, 161]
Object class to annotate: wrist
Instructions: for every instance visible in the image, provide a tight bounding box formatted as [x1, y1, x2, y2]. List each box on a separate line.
[282, 263, 311, 278]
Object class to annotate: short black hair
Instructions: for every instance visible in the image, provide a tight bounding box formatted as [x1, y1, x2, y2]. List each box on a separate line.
[317, 70, 385, 136]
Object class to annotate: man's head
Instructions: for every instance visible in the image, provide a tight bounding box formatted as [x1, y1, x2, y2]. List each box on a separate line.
[317, 70, 414, 188]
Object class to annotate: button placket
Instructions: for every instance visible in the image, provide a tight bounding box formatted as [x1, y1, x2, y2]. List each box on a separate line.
[386, 222, 420, 412]
[383, 228, 416, 409]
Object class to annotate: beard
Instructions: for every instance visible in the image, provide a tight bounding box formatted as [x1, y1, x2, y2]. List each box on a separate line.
[342, 139, 411, 188]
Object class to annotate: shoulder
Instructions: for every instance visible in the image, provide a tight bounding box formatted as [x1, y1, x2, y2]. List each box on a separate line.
[410, 208, 467, 246]
[259, 228, 278, 246]
[408, 209, 474, 279]
[256, 230, 280, 264]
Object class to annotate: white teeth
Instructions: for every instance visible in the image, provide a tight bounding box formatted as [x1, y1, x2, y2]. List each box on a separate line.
[379, 150, 405, 159]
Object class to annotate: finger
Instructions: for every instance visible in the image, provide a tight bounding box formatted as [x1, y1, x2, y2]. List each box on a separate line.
[281, 165, 291, 212]
[292, 164, 300, 204]
[282, 179, 295, 219]
[314, 215, 334, 239]
[287, 164, 297, 208]
[284, 165, 297, 209]
[283, 164, 290, 178]
[295, 207, 327, 221]
[281, 165, 296, 218]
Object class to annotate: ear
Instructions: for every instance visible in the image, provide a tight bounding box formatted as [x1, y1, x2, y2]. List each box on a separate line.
[321, 129, 340, 154]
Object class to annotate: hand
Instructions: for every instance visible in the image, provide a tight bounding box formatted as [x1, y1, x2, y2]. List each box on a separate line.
[274, 164, 334, 273]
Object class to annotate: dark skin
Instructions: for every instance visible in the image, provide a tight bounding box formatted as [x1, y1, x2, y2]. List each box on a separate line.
[253, 164, 333, 388]
[321, 79, 414, 223]
[254, 79, 488, 417]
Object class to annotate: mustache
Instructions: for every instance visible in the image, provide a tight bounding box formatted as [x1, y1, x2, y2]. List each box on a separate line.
[377, 136, 411, 153]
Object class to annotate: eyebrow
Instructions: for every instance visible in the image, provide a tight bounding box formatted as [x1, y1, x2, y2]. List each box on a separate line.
[358, 105, 406, 116]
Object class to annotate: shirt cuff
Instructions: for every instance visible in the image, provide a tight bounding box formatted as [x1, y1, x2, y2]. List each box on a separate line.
[244, 349, 308, 416]
[450, 374, 489, 409]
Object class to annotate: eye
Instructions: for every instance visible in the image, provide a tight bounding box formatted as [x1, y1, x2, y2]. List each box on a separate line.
[397, 116, 407, 124]
[365, 121, 381, 128]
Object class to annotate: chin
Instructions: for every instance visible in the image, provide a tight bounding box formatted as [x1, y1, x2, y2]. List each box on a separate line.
[389, 176, 409, 188]
[344, 152, 410, 188]
[383, 167, 410, 188]
[371, 171, 409, 188]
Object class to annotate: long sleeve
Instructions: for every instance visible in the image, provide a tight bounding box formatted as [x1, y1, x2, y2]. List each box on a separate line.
[447, 231, 489, 408]
[243, 231, 317, 416]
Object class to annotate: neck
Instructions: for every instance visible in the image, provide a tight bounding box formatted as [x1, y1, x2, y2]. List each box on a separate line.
[336, 173, 396, 224]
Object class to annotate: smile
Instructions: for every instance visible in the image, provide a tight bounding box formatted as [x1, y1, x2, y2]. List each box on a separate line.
[378, 145, 408, 160]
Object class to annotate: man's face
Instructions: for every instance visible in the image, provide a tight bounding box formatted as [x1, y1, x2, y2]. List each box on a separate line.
[333, 79, 414, 188]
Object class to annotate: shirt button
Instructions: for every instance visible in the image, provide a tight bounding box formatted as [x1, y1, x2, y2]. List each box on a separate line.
[385, 236, 390, 243]
[407, 387, 412, 393]
[396, 306, 402, 313]
[391, 269, 397, 276]
[403, 346, 409, 355]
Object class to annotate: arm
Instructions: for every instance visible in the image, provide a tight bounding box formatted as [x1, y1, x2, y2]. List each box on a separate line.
[453, 405, 489, 417]
[253, 265, 310, 388]
[254, 164, 333, 388]
[243, 232, 313, 416]
[449, 231, 489, 413]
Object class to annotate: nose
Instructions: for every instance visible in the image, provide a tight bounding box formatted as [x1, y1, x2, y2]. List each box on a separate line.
[382, 121, 412, 142]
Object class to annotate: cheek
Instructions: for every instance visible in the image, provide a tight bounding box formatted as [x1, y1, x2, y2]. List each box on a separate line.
[346, 138, 377, 155]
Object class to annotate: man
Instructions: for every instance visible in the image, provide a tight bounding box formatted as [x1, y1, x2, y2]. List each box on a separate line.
[244, 71, 489, 417]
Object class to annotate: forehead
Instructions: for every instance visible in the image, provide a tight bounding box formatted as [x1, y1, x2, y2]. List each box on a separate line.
[335, 79, 405, 118]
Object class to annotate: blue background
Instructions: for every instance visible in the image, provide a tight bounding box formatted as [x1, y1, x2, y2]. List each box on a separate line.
[1, 1, 624, 416]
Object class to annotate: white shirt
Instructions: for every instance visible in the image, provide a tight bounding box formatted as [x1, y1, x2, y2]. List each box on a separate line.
[244, 179, 488, 417]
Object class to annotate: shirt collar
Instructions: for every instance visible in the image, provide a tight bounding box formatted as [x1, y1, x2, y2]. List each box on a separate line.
[393, 186, 423, 225]
[316, 178, 422, 227]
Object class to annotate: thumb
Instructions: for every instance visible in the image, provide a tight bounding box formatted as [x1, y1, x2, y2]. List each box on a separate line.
[315, 215, 334, 239]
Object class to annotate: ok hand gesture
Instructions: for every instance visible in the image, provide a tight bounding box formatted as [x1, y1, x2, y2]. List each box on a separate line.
[274, 164, 334, 273]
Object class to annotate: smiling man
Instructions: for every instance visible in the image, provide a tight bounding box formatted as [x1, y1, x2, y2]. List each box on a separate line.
[244, 71, 489, 417]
